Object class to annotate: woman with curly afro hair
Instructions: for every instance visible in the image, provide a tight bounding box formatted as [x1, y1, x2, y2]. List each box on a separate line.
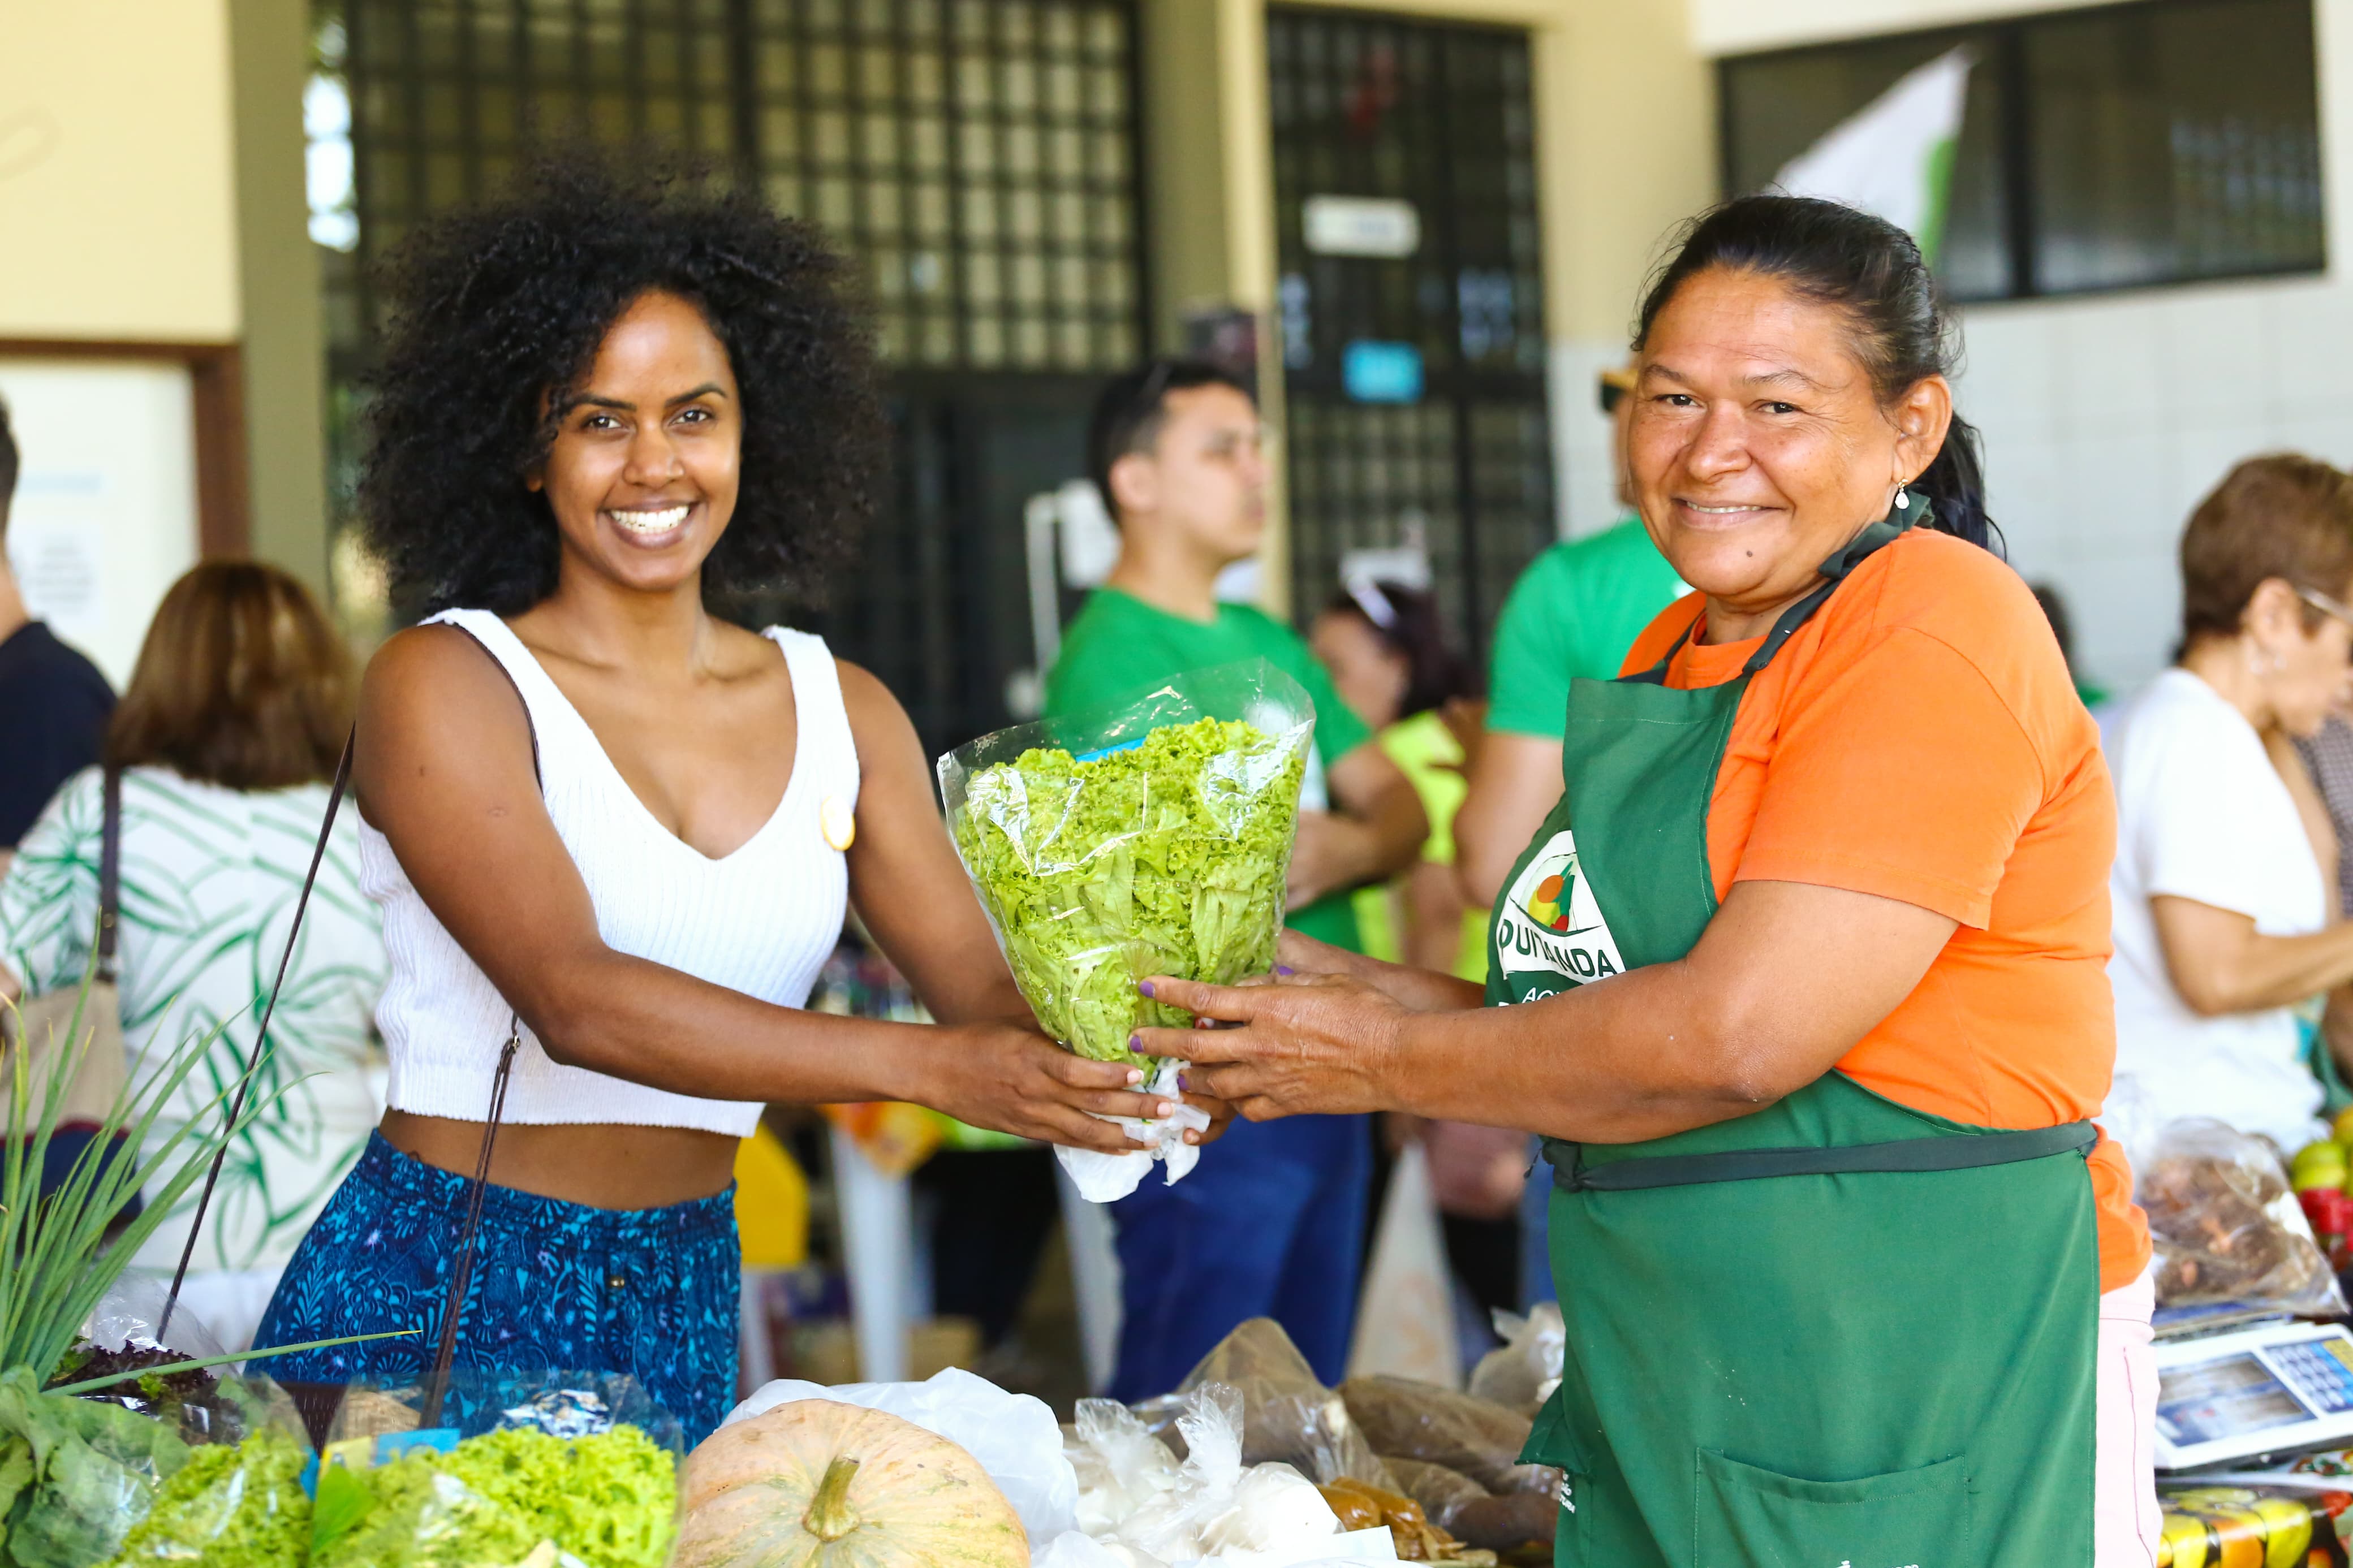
[249, 154, 1213, 1439]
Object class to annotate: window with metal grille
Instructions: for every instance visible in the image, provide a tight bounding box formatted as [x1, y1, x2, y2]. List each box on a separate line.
[1718, 0, 2324, 302]
[1268, 7, 1553, 663]
[312, 0, 1146, 754]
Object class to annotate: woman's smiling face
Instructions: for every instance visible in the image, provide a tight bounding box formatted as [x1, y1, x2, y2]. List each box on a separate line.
[1627, 266, 1951, 638]
[528, 288, 742, 598]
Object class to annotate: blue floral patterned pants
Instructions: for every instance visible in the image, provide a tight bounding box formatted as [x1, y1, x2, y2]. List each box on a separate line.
[252, 1131, 740, 1443]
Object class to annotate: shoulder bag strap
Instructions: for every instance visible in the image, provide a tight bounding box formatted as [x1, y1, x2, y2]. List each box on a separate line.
[96, 767, 122, 981]
[158, 738, 352, 1338]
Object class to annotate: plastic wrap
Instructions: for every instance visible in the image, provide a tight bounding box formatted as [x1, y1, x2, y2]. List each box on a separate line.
[102, 1426, 311, 1565]
[2159, 1485, 2351, 1567]
[1464, 1304, 1562, 1418]
[0, 1364, 188, 1568]
[1145, 1318, 1393, 1488]
[310, 1420, 677, 1568]
[1106, 1384, 1357, 1568]
[1068, 1398, 1182, 1536]
[940, 662, 1312, 1199]
[1336, 1379, 1544, 1497]
[320, 1370, 686, 1453]
[2139, 1118, 2349, 1315]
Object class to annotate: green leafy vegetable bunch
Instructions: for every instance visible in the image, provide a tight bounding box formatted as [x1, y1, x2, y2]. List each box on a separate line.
[101, 1426, 308, 1567]
[313, 1426, 675, 1568]
[952, 716, 1305, 1068]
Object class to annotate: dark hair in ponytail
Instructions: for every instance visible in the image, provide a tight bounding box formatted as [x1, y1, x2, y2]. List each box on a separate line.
[1634, 195, 1999, 553]
[1320, 579, 1481, 720]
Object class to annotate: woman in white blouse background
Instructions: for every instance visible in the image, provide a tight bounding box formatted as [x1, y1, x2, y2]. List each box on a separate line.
[2108, 455, 2353, 1154]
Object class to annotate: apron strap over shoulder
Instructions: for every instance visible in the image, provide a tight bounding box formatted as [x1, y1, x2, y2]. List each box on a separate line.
[1545, 1118, 2097, 1193]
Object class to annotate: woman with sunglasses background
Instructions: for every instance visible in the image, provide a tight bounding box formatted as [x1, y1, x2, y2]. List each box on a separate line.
[2107, 453, 2353, 1155]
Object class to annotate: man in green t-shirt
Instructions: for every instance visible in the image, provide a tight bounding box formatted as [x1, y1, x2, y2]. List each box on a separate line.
[1045, 358, 1424, 1399]
[1456, 363, 1685, 906]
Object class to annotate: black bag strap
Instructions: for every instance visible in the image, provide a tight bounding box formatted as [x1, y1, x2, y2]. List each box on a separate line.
[96, 767, 122, 980]
[1542, 1118, 2097, 1194]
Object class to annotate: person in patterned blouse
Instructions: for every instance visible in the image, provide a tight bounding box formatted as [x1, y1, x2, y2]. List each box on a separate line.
[0, 561, 385, 1350]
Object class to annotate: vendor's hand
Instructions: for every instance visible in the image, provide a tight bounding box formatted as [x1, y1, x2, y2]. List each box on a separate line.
[1277, 928, 1483, 1014]
[933, 1022, 1182, 1154]
[1130, 972, 1409, 1122]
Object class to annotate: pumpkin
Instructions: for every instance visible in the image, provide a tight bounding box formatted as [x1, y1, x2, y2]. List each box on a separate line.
[673, 1399, 1029, 1568]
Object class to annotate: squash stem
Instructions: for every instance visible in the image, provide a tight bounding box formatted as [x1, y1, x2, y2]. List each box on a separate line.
[803, 1455, 864, 1542]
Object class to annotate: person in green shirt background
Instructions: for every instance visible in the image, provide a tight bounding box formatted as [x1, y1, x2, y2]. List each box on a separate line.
[1044, 358, 1425, 1399]
[1454, 362, 1686, 1314]
[1456, 364, 1687, 908]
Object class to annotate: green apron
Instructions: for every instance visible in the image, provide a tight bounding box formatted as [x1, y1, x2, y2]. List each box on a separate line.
[1487, 513, 2102, 1568]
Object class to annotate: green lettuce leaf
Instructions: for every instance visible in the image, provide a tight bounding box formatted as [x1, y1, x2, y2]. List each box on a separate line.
[953, 716, 1305, 1065]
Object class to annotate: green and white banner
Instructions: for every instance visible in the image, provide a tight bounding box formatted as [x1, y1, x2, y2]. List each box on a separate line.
[1772, 46, 1975, 263]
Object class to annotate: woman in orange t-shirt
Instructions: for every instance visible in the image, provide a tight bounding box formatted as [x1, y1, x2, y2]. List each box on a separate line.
[1141, 196, 2153, 1568]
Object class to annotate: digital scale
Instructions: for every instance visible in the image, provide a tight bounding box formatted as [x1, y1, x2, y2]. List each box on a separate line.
[2156, 1320, 2353, 1471]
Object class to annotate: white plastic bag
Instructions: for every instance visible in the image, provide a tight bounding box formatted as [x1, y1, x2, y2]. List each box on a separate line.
[1069, 1398, 1182, 1535]
[1104, 1384, 1353, 1568]
[1467, 1301, 1564, 1415]
[1344, 1142, 1458, 1386]
[722, 1366, 1078, 1544]
[1037, 1533, 1170, 1568]
[1060, 1059, 1213, 1202]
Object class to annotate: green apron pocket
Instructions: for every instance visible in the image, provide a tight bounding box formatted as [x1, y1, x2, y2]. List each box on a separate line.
[1694, 1448, 1971, 1568]
[1520, 1391, 1585, 1563]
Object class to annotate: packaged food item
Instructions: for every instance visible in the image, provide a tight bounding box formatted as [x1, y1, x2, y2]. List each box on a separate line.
[940, 660, 1315, 1072]
[312, 1423, 677, 1568]
[1378, 1458, 1487, 1528]
[1337, 1377, 1538, 1495]
[2139, 1119, 2348, 1316]
[1066, 1398, 1181, 1536]
[99, 1425, 309, 1566]
[2159, 1485, 2348, 1567]
[1465, 1304, 1562, 1417]
[1316, 1476, 1493, 1562]
[1144, 1318, 1393, 1488]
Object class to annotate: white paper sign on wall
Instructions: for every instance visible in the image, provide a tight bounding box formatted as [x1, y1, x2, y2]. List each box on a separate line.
[1303, 195, 1421, 258]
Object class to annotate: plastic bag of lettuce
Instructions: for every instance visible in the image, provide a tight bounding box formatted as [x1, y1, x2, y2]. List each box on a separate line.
[940, 658, 1313, 1088]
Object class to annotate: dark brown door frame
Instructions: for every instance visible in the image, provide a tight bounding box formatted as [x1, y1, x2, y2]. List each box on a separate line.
[0, 338, 248, 558]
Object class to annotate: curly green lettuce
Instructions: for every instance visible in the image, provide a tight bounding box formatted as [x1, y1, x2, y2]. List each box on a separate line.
[313, 1426, 675, 1568]
[101, 1427, 308, 1567]
[952, 716, 1306, 1066]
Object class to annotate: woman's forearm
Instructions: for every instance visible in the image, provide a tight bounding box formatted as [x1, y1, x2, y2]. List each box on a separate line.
[524, 946, 938, 1104]
[2152, 895, 2353, 1015]
[1382, 961, 1772, 1143]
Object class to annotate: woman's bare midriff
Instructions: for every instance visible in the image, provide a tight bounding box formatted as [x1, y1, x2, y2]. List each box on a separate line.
[380, 1109, 739, 1210]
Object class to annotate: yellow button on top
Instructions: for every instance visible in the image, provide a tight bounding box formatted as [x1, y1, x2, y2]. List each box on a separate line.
[820, 794, 856, 852]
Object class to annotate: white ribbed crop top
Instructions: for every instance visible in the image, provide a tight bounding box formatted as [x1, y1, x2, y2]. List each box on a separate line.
[360, 608, 856, 1135]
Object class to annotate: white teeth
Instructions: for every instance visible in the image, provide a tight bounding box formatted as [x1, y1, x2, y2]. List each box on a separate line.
[1686, 504, 1759, 514]
[610, 504, 690, 534]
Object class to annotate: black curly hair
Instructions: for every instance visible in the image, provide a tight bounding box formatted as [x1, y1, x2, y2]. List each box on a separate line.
[357, 150, 887, 617]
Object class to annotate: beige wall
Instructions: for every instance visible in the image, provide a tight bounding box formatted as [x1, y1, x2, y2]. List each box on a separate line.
[1690, 0, 2127, 56]
[230, 0, 330, 594]
[0, 0, 242, 343]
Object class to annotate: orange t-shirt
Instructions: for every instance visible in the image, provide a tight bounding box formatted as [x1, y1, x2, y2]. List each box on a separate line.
[1620, 529, 2151, 1293]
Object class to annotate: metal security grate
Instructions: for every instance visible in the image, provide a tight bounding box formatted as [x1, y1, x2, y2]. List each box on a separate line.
[331, 0, 1143, 371]
[317, 0, 1147, 755]
[1268, 7, 1552, 662]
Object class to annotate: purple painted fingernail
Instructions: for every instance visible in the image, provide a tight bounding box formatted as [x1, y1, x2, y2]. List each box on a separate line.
[1128, 1033, 1142, 1052]
[1277, 965, 1296, 976]
[1138, 979, 1156, 998]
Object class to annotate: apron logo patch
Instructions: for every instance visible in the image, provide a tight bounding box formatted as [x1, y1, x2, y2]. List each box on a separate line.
[1496, 829, 1627, 991]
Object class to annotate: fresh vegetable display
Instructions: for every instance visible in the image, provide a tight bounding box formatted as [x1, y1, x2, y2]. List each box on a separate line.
[940, 664, 1314, 1070]
[101, 1427, 308, 1567]
[312, 1424, 676, 1568]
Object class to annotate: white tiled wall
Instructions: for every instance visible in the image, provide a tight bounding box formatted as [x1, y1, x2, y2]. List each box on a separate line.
[1956, 271, 2353, 694]
[1685, 0, 2353, 698]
